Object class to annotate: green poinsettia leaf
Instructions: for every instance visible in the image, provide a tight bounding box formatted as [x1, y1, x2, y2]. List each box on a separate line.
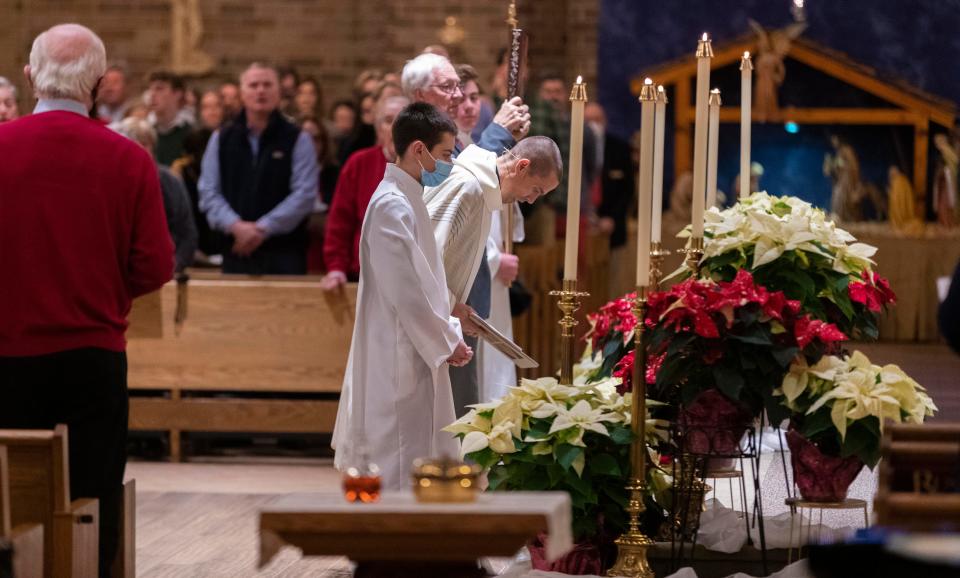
[555, 443, 583, 472]
[468, 447, 501, 470]
[798, 406, 835, 439]
[487, 465, 510, 491]
[840, 417, 882, 468]
[772, 345, 799, 367]
[588, 453, 622, 477]
[609, 425, 635, 445]
[713, 365, 745, 400]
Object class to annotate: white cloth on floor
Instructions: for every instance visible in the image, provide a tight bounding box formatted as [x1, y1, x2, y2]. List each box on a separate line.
[332, 164, 462, 490]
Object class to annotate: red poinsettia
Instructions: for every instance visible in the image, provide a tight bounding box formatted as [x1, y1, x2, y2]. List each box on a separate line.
[612, 349, 664, 395]
[643, 270, 849, 419]
[848, 270, 896, 313]
[585, 292, 637, 350]
[794, 316, 848, 349]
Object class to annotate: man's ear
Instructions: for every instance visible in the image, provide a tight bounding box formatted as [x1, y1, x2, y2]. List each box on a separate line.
[515, 158, 531, 176]
[23, 65, 33, 92]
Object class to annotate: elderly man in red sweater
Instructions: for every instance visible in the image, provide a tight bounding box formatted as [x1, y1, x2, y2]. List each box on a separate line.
[321, 94, 409, 290]
[0, 24, 173, 576]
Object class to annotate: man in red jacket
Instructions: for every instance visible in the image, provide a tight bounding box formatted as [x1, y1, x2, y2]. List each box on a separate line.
[321, 94, 409, 290]
[0, 24, 173, 576]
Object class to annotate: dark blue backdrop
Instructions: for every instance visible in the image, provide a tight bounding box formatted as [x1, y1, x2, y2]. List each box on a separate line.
[598, 0, 960, 210]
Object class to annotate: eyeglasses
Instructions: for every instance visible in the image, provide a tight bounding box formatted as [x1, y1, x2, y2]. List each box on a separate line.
[430, 81, 463, 96]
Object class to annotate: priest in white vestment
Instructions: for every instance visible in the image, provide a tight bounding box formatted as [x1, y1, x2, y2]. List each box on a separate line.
[332, 103, 472, 490]
[480, 208, 525, 402]
[424, 136, 563, 415]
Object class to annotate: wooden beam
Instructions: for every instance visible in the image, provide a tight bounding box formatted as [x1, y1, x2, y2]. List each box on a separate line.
[678, 106, 920, 125]
[914, 117, 930, 204]
[789, 44, 955, 128]
[129, 398, 340, 433]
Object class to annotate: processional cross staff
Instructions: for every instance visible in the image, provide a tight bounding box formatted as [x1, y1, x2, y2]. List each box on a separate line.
[502, 0, 527, 257]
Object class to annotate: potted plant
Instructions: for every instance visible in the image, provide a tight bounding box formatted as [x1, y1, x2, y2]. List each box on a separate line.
[687, 192, 895, 340]
[641, 270, 847, 456]
[775, 350, 937, 501]
[444, 377, 670, 574]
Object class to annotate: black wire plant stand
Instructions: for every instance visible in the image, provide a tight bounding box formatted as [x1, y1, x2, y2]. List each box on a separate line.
[663, 414, 771, 575]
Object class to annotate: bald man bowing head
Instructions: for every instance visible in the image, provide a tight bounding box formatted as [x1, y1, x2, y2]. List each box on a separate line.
[425, 136, 562, 415]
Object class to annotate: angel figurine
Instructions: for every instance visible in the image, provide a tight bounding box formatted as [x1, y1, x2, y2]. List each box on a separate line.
[749, 20, 807, 122]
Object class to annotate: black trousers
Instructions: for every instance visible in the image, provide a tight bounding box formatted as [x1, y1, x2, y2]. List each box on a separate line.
[0, 348, 128, 578]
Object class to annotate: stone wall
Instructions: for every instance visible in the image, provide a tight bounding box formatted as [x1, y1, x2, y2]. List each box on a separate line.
[0, 0, 598, 113]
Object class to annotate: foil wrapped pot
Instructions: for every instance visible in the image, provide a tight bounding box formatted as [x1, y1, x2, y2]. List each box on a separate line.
[411, 457, 481, 503]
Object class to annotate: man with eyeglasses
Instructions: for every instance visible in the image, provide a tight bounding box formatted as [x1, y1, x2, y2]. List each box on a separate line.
[401, 52, 531, 156]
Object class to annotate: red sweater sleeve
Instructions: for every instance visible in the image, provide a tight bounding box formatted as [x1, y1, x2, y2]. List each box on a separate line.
[323, 155, 361, 275]
[128, 153, 175, 297]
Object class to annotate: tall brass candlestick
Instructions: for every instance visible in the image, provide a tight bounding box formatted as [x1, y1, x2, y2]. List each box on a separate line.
[549, 280, 589, 385]
[608, 285, 654, 578]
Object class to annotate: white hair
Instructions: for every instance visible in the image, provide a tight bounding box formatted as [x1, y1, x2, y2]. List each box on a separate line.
[0, 77, 16, 99]
[114, 117, 157, 151]
[28, 23, 106, 101]
[400, 53, 450, 97]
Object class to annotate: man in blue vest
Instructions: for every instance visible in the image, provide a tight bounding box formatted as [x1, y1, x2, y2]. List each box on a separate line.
[199, 62, 319, 274]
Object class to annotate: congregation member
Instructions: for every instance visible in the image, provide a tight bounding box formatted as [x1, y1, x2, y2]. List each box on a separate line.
[302, 115, 340, 273]
[294, 77, 324, 122]
[116, 117, 198, 273]
[0, 24, 173, 576]
[425, 137, 562, 415]
[585, 101, 635, 262]
[0, 76, 18, 123]
[197, 88, 224, 131]
[277, 65, 300, 117]
[321, 95, 409, 290]
[332, 102, 472, 490]
[219, 80, 242, 120]
[147, 70, 193, 165]
[330, 98, 358, 162]
[198, 62, 319, 275]
[95, 63, 129, 124]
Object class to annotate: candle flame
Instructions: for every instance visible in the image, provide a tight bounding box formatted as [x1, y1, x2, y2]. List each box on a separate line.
[576, 75, 583, 84]
[743, 51, 750, 59]
[657, 85, 665, 92]
[644, 77, 653, 85]
[702, 32, 709, 41]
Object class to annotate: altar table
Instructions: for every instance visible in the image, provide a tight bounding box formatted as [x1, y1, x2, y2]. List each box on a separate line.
[258, 491, 571, 576]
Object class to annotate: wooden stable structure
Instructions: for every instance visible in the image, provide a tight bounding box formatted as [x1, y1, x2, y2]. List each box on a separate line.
[125, 233, 610, 460]
[635, 34, 956, 198]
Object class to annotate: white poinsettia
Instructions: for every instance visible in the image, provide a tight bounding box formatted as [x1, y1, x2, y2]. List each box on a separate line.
[443, 409, 492, 435]
[692, 191, 878, 277]
[778, 351, 936, 440]
[547, 399, 618, 447]
[460, 420, 519, 458]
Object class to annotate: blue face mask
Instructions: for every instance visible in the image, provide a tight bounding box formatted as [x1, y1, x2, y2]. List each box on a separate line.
[420, 149, 454, 187]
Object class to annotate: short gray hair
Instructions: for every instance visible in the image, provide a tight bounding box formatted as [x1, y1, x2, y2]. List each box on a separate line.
[401, 53, 450, 97]
[28, 23, 106, 101]
[0, 77, 16, 99]
[511, 136, 564, 182]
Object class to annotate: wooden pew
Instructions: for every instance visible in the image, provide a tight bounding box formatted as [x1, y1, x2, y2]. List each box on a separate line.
[127, 274, 356, 461]
[874, 422, 960, 529]
[0, 426, 98, 578]
[1, 446, 44, 578]
[125, 232, 612, 460]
